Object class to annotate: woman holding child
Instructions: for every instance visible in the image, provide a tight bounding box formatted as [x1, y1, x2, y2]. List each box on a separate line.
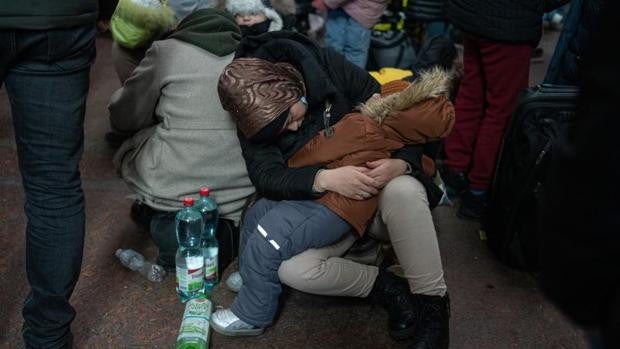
[213, 31, 452, 349]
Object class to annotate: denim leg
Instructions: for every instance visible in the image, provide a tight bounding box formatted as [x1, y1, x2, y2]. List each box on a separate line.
[343, 15, 371, 68]
[325, 9, 347, 57]
[2, 25, 95, 349]
[231, 201, 350, 327]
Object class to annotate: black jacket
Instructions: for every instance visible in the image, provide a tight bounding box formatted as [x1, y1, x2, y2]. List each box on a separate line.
[0, 0, 98, 30]
[544, 0, 605, 85]
[541, 2, 619, 346]
[447, 0, 569, 45]
[235, 31, 442, 207]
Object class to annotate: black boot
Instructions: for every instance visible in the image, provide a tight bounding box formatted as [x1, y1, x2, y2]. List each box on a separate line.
[457, 190, 487, 222]
[438, 165, 468, 199]
[368, 268, 419, 340]
[409, 294, 450, 349]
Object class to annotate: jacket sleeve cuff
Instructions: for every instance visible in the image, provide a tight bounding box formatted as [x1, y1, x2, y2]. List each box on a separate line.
[392, 145, 424, 174]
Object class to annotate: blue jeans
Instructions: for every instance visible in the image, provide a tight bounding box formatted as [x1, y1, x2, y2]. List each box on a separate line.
[0, 25, 96, 348]
[325, 8, 371, 69]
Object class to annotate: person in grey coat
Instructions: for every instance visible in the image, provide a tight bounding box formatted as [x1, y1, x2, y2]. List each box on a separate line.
[108, 9, 255, 269]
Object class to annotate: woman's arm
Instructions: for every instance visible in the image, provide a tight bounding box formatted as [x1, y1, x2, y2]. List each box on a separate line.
[324, 48, 380, 104]
[238, 132, 324, 200]
[108, 43, 162, 134]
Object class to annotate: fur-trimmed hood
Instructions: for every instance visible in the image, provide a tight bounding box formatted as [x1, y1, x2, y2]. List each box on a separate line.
[360, 67, 452, 124]
[264, 7, 283, 31]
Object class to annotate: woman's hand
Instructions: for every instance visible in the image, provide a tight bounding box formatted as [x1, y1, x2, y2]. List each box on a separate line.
[313, 166, 380, 200]
[366, 158, 408, 189]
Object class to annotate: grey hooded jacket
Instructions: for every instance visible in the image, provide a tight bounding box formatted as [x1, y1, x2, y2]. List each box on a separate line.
[109, 38, 255, 223]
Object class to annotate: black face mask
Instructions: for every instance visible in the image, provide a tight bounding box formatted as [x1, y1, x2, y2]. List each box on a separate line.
[240, 19, 272, 36]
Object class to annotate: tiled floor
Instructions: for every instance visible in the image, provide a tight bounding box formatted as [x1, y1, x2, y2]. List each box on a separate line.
[0, 30, 586, 348]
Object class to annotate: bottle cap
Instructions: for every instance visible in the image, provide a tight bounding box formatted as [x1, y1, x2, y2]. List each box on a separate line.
[182, 197, 195, 207]
[199, 187, 210, 197]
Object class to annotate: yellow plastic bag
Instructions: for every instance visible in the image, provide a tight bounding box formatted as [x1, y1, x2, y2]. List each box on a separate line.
[110, 0, 176, 49]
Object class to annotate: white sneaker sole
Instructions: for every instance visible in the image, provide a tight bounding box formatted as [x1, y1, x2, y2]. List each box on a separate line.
[210, 320, 264, 337]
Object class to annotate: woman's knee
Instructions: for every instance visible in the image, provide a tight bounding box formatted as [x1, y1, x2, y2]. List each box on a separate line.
[278, 253, 325, 289]
[380, 176, 429, 209]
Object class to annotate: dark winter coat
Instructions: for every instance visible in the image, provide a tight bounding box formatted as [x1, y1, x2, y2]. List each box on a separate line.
[0, 0, 98, 29]
[544, 0, 606, 85]
[540, 2, 619, 346]
[235, 31, 444, 207]
[447, 0, 570, 45]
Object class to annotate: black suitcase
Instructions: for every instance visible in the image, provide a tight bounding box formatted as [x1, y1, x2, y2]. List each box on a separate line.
[485, 84, 579, 271]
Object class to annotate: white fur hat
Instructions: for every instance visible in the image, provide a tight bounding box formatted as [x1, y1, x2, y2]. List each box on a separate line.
[226, 0, 266, 15]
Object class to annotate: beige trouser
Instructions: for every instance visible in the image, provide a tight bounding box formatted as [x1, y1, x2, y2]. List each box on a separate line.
[278, 175, 447, 297]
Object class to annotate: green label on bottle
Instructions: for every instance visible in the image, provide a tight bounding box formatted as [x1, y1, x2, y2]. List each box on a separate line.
[176, 298, 212, 349]
[176, 257, 204, 293]
[204, 256, 217, 282]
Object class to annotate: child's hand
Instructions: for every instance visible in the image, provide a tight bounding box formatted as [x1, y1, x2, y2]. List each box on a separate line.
[312, 0, 328, 12]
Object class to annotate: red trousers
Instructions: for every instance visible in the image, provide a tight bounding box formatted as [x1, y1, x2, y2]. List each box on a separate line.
[444, 35, 532, 190]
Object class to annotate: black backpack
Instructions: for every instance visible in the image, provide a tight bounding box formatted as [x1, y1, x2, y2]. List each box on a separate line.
[367, 11, 416, 70]
[404, 0, 446, 23]
[485, 84, 578, 271]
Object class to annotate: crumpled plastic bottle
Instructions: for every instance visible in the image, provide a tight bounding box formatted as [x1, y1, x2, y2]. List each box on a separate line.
[115, 248, 166, 282]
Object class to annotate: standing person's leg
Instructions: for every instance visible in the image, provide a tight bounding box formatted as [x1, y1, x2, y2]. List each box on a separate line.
[324, 8, 347, 57]
[442, 35, 485, 194]
[468, 40, 532, 192]
[343, 15, 371, 68]
[373, 175, 450, 347]
[1, 25, 96, 348]
[457, 40, 531, 220]
[212, 200, 350, 334]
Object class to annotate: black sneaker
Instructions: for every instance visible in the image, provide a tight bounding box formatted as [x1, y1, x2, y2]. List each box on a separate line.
[409, 294, 450, 349]
[368, 268, 419, 340]
[457, 190, 487, 222]
[438, 165, 468, 198]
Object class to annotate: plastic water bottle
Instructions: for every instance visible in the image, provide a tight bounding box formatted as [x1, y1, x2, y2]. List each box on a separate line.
[176, 297, 212, 349]
[195, 187, 219, 294]
[175, 197, 205, 302]
[115, 248, 166, 282]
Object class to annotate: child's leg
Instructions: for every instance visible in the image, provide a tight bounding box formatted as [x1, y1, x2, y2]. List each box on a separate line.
[231, 200, 351, 328]
[237, 198, 280, 270]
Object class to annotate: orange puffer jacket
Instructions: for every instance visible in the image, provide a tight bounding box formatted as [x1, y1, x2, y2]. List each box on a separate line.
[288, 68, 455, 234]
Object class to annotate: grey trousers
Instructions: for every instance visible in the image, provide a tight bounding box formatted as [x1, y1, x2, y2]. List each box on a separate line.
[232, 199, 351, 328]
[278, 175, 447, 297]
